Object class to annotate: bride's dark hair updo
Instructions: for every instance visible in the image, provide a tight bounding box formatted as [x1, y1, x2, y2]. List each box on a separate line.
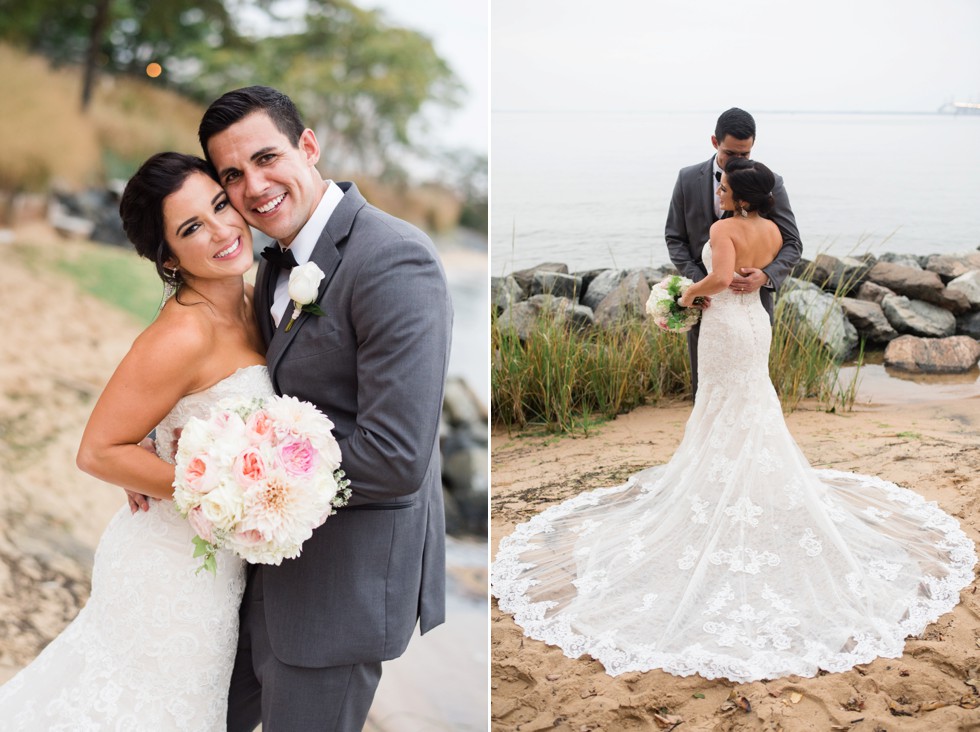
[724, 157, 776, 216]
[118, 152, 215, 288]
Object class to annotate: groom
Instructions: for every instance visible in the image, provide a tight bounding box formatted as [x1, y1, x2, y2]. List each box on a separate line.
[200, 86, 453, 730]
[665, 107, 802, 397]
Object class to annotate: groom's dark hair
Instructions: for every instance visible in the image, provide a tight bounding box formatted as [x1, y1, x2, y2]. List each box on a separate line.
[715, 107, 756, 141]
[198, 86, 306, 166]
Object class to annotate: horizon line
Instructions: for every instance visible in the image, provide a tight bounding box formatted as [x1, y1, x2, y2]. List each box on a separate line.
[491, 108, 972, 116]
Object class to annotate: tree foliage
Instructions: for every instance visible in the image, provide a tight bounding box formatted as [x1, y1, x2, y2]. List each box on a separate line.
[0, 0, 463, 177]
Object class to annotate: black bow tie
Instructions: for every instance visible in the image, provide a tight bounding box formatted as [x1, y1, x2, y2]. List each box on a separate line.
[714, 170, 722, 182]
[261, 244, 298, 270]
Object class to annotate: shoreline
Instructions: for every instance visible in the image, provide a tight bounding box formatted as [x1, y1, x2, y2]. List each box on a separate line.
[490, 396, 980, 730]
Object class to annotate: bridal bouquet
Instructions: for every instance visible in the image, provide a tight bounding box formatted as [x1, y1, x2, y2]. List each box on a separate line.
[646, 275, 703, 333]
[173, 395, 351, 574]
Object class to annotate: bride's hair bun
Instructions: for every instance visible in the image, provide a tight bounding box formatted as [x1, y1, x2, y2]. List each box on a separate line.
[724, 157, 777, 216]
[119, 153, 215, 288]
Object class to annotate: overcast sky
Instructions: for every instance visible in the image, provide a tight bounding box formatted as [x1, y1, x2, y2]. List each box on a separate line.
[492, 0, 980, 113]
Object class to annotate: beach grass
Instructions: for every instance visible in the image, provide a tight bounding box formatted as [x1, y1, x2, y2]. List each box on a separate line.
[492, 276, 863, 433]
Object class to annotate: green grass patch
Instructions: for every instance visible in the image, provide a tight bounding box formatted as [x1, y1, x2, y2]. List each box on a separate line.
[55, 246, 161, 326]
[14, 240, 161, 326]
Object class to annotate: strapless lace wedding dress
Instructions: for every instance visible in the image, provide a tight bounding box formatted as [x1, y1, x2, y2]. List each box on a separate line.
[0, 365, 274, 730]
[491, 243, 977, 682]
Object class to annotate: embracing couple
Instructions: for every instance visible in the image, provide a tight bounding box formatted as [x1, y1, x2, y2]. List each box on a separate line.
[0, 85, 453, 731]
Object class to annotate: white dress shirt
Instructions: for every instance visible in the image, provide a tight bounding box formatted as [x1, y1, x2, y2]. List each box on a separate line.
[270, 180, 344, 326]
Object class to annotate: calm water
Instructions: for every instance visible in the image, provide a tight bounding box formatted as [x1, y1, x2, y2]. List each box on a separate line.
[491, 111, 980, 275]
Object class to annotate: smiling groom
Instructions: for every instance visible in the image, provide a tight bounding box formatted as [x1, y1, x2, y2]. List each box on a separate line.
[200, 86, 453, 731]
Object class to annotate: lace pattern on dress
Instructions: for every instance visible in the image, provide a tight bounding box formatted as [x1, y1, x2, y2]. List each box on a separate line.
[0, 365, 275, 730]
[490, 245, 977, 682]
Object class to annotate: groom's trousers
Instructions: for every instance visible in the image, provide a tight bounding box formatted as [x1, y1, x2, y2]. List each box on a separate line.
[227, 569, 383, 732]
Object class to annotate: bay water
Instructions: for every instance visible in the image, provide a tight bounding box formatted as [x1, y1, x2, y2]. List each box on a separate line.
[491, 110, 980, 276]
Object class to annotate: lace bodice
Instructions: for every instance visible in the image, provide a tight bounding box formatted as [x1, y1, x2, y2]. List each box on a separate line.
[0, 365, 275, 730]
[155, 364, 275, 464]
[490, 246, 977, 682]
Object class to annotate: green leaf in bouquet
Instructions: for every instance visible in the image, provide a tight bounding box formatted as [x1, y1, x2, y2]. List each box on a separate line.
[192, 535, 218, 576]
[303, 303, 326, 316]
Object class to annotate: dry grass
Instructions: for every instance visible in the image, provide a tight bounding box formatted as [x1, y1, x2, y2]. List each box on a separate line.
[0, 45, 102, 191]
[0, 43, 203, 192]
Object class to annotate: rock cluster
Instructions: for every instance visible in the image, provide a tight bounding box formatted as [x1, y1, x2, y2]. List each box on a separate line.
[440, 377, 488, 536]
[494, 250, 980, 374]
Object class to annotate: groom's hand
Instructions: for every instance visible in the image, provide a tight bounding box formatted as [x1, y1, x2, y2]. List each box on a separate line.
[125, 437, 157, 513]
[730, 268, 768, 294]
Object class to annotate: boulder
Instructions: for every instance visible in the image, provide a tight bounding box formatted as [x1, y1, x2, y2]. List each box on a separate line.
[581, 269, 628, 311]
[594, 271, 651, 327]
[498, 295, 594, 341]
[839, 297, 899, 343]
[880, 295, 956, 338]
[530, 271, 583, 300]
[956, 311, 980, 339]
[924, 254, 972, 283]
[510, 262, 568, 297]
[884, 335, 980, 374]
[491, 275, 524, 314]
[780, 288, 859, 359]
[867, 261, 969, 314]
[809, 253, 874, 294]
[441, 434, 488, 536]
[878, 252, 923, 269]
[946, 270, 980, 310]
[854, 280, 895, 305]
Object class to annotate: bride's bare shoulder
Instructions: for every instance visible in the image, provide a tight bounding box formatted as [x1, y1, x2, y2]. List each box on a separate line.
[133, 299, 215, 364]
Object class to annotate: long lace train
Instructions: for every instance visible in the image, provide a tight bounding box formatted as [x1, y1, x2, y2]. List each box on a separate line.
[491, 244, 977, 682]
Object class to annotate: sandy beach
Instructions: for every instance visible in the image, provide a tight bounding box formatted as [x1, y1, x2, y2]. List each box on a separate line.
[491, 384, 980, 730]
[0, 226, 488, 729]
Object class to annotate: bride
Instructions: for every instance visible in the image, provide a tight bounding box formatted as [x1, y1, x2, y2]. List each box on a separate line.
[491, 158, 977, 682]
[0, 152, 271, 729]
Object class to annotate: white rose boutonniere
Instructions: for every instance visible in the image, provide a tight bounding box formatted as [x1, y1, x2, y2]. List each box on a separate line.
[285, 262, 326, 332]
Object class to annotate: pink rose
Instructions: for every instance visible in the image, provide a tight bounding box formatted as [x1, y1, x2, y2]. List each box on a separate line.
[234, 448, 267, 488]
[245, 410, 275, 445]
[234, 528, 266, 545]
[183, 455, 217, 494]
[187, 506, 215, 543]
[279, 438, 319, 476]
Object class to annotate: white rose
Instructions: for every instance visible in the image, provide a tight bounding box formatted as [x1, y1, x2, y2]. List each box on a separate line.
[288, 262, 326, 305]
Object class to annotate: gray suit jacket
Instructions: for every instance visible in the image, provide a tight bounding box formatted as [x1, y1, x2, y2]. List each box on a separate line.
[253, 182, 453, 668]
[664, 156, 802, 318]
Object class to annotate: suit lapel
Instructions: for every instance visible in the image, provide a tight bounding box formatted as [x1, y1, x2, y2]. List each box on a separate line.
[701, 157, 716, 224]
[266, 182, 367, 379]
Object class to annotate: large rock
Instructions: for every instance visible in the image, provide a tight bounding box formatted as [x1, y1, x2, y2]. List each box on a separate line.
[946, 270, 980, 310]
[491, 275, 524, 314]
[809, 253, 874, 295]
[867, 261, 969, 314]
[923, 254, 973, 283]
[594, 271, 651, 327]
[510, 262, 568, 297]
[854, 280, 895, 305]
[956, 311, 980, 339]
[530, 271, 582, 300]
[839, 297, 899, 343]
[780, 288, 859, 359]
[884, 335, 980, 374]
[878, 252, 923, 269]
[498, 295, 594, 341]
[880, 294, 956, 338]
[581, 269, 628, 311]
